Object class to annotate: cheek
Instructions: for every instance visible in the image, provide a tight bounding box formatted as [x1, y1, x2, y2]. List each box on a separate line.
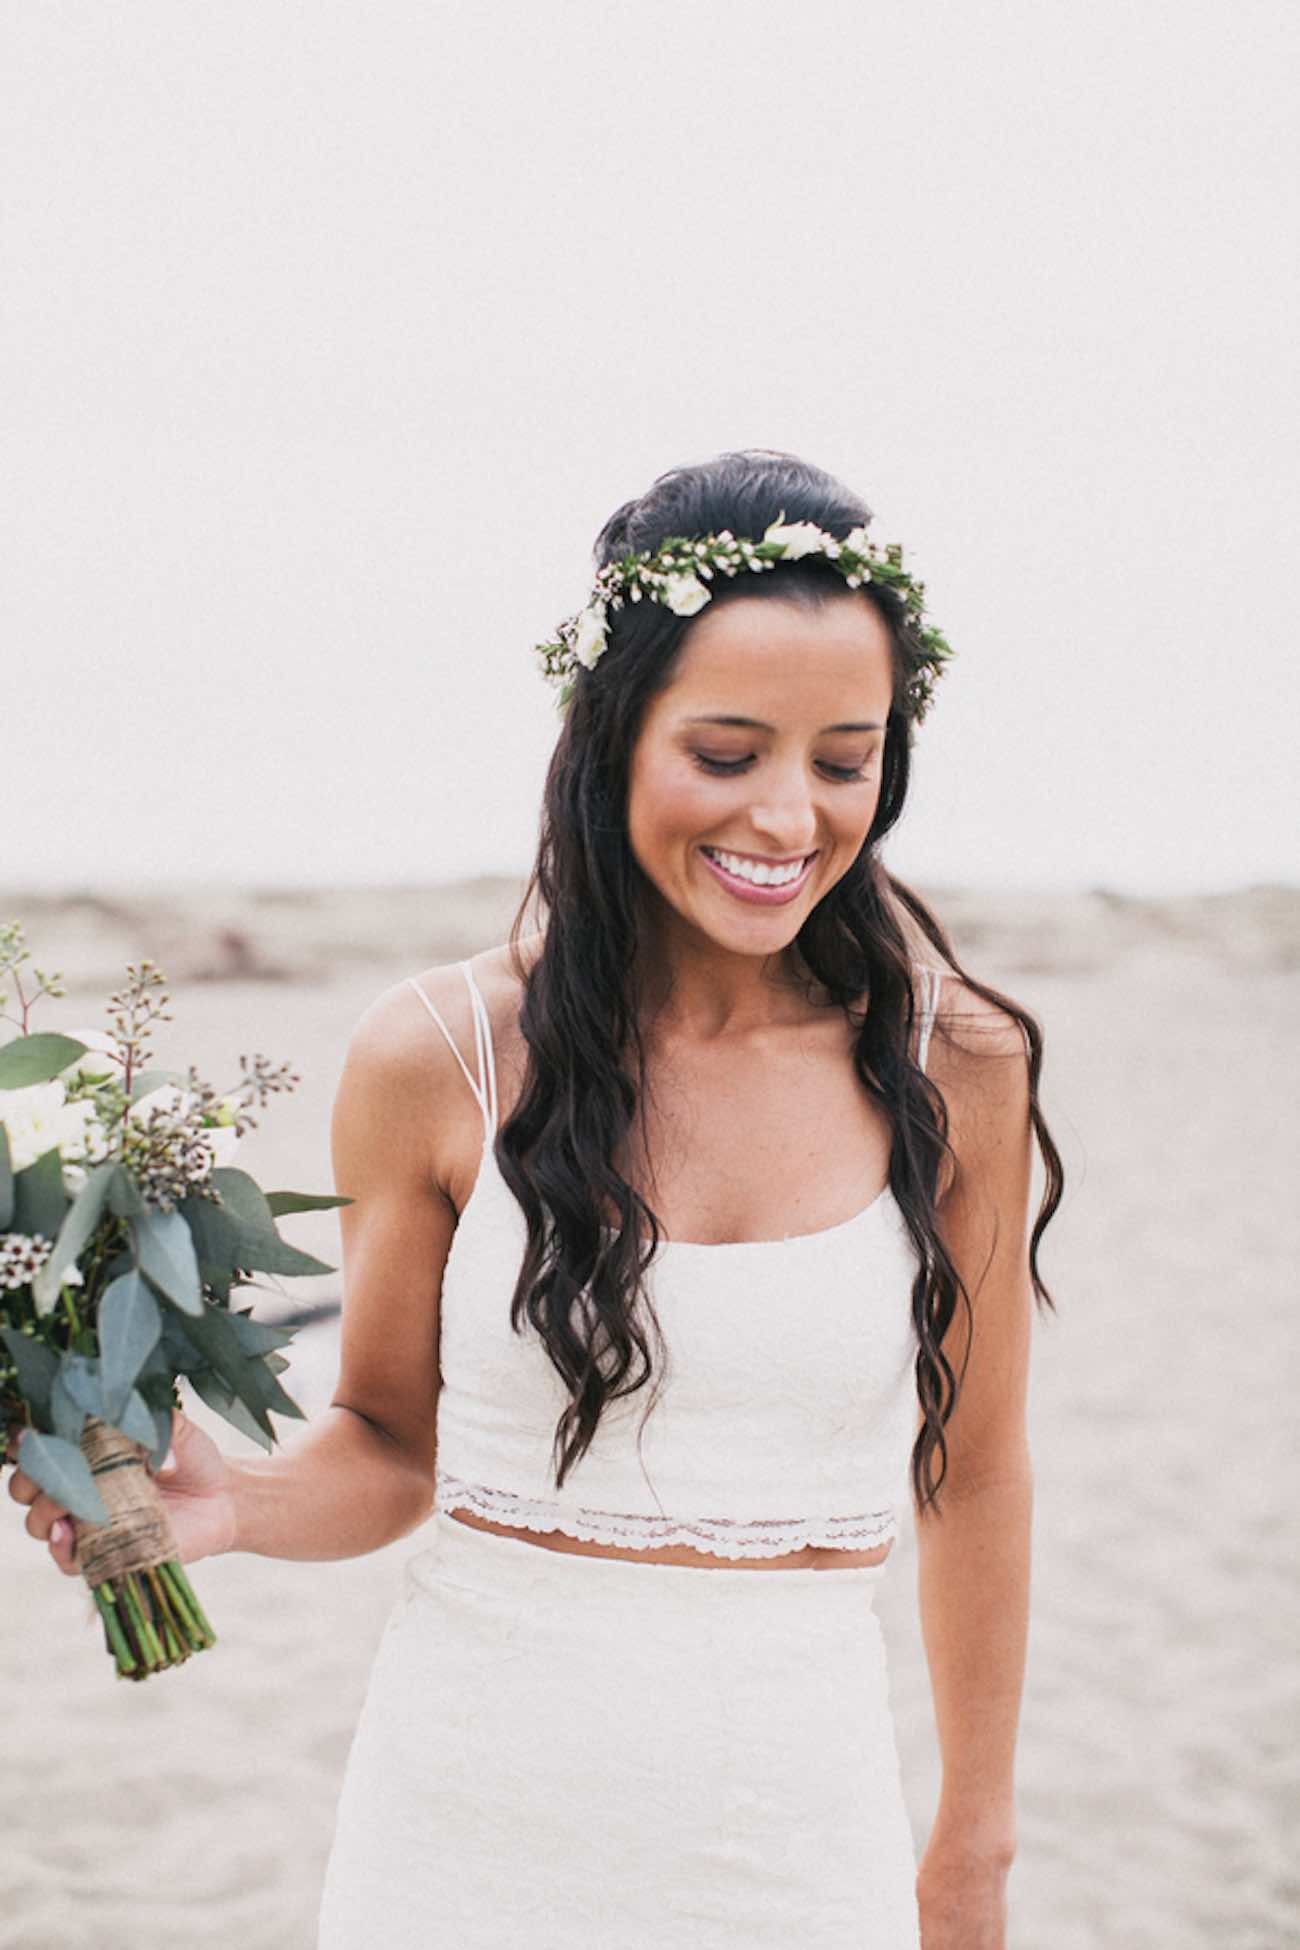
[842, 780, 882, 836]
[629, 756, 716, 856]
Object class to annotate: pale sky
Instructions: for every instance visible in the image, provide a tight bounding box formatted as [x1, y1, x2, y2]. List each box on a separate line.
[4, 1, 1296, 895]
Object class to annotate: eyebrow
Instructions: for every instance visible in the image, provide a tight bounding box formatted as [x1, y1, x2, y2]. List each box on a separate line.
[683, 714, 884, 733]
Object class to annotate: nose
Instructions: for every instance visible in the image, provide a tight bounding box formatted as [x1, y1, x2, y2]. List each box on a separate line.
[746, 768, 819, 856]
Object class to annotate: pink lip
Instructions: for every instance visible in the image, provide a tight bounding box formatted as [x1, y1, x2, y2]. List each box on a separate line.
[698, 846, 818, 906]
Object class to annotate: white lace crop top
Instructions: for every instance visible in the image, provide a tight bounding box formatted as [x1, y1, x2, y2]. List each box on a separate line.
[405, 959, 943, 1561]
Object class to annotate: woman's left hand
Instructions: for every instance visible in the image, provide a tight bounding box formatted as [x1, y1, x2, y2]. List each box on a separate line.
[916, 1833, 1013, 1949]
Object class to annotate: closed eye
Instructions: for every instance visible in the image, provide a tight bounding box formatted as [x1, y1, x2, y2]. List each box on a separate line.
[691, 753, 873, 782]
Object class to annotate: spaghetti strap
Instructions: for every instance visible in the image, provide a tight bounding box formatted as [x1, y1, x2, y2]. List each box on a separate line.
[915, 964, 944, 1076]
[459, 961, 500, 1136]
[404, 964, 496, 1139]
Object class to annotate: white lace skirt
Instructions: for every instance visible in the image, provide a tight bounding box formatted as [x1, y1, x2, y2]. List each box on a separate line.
[317, 1511, 920, 1948]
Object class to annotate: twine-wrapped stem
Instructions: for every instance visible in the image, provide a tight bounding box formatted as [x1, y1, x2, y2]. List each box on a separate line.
[71, 1416, 217, 1681]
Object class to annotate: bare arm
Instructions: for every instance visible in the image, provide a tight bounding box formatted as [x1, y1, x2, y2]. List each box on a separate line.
[226, 1405, 433, 1561]
[225, 970, 470, 1562]
[913, 987, 1037, 1940]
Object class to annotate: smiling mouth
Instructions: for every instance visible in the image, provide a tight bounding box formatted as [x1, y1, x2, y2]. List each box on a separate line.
[699, 845, 819, 898]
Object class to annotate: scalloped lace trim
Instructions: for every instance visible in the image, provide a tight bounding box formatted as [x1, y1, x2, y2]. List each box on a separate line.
[435, 1474, 898, 1559]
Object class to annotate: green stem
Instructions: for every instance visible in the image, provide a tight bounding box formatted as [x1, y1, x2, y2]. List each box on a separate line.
[92, 1581, 138, 1676]
[158, 1559, 217, 1648]
[118, 1573, 165, 1670]
[144, 1566, 190, 1664]
[61, 1286, 83, 1339]
[89, 1562, 219, 1680]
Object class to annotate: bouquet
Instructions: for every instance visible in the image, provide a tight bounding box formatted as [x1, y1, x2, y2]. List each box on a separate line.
[0, 919, 349, 1680]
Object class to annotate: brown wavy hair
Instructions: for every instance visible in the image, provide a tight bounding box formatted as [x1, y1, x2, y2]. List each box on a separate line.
[497, 448, 1063, 1517]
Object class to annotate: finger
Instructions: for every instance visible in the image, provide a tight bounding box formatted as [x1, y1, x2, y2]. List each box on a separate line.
[8, 1466, 38, 1507]
[24, 1493, 70, 1540]
[49, 1518, 80, 1575]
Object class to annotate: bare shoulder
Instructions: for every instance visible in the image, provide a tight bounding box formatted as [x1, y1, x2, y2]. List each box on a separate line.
[925, 969, 1034, 1207]
[347, 962, 474, 1092]
[883, 879, 1028, 1073]
[386, 932, 546, 1154]
[342, 957, 517, 1204]
[929, 968, 1030, 1069]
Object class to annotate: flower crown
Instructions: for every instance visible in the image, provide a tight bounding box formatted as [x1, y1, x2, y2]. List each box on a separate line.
[534, 513, 955, 721]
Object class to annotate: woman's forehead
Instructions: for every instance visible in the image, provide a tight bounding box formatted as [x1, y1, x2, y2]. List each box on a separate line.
[661, 594, 894, 715]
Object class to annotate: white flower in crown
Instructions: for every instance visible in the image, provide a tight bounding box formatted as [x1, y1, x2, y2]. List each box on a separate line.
[762, 518, 835, 560]
[660, 570, 711, 616]
[534, 512, 953, 724]
[572, 600, 610, 670]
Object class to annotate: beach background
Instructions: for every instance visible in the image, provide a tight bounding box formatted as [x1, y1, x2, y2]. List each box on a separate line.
[0, 877, 1295, 1950]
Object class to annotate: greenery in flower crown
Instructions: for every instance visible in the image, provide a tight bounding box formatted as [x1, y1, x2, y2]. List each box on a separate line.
[534, 514, 956, 721]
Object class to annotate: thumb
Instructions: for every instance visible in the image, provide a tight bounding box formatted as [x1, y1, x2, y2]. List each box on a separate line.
[159, 1405, 199, 1474]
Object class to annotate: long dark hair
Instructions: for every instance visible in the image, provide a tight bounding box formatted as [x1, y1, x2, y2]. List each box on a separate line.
[496, 448, 1063, 1519]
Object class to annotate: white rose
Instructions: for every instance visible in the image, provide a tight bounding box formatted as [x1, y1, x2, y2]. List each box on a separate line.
[0, 1079, 99, 1172]
[661, 572, 711, 617]
[761, 519, 831, 560]
[53, 1097, 102, 1162]
[841, 525, 871, 557]
[572, 602, 609, 670]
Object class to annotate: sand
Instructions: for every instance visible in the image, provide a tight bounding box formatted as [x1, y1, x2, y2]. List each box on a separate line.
[0, 879, 1295, 1949]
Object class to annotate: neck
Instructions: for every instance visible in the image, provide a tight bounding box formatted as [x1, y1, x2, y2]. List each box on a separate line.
[634, 896, 815, 1041]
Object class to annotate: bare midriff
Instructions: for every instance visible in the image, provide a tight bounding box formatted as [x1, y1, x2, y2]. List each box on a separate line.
[446, 1506, 893, 1570]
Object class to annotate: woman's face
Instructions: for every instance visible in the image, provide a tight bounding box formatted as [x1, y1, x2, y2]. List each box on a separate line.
[626, 592, 895, 956]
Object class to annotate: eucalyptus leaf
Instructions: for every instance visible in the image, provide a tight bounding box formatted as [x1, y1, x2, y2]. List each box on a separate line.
[186, 1367, 275, 1453]
[133, 1361, 177, 1470]
[186, 1180, 334, 1278]
[239, 1233, 334, 1278]
[0, 1033, 88, 1090]
[0, 1327, 59, 1420]
[114, 1387, 158, 1450]
[134, 1208, 203, 1315]
[134, 1350, 176, 1398]
[10, 1148, 69, 1253]
[231, 1355, 307, 1427]
[106, 1164, 145, 1220]
[59, 1353, 105, 1420]
[208, 1167, 275, 1235]
[30, 1161, 118, 1315]
[147, 1399, 174, 1472]
[176, 1306, 306, 1437]
[227, 1310, 298, 1356]
[50, 1370, 88, 1446]
[99, 1247, 135, 1285]
[0, 1121, 13, 1229]
[127, 1068, 187, 1103]
[177, 1192, 244, 1273]
[264, 1190, 352, 1217]
[198, 1261, 234, 1304]
[159, 1310, 203, 1376]
[16, 1429, 109, 1524]
[169, 1304, 251, 1396]
[98, 1270, 163, 1422]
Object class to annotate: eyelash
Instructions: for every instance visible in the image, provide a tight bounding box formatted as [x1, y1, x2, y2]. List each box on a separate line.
[691, 754, 873, 783]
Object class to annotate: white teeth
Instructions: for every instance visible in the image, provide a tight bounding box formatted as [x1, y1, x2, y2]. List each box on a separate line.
[705, 848, 808, 887]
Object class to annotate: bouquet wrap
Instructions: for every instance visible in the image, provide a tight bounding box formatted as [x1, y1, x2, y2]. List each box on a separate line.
[65, 1414, 219, 1676]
